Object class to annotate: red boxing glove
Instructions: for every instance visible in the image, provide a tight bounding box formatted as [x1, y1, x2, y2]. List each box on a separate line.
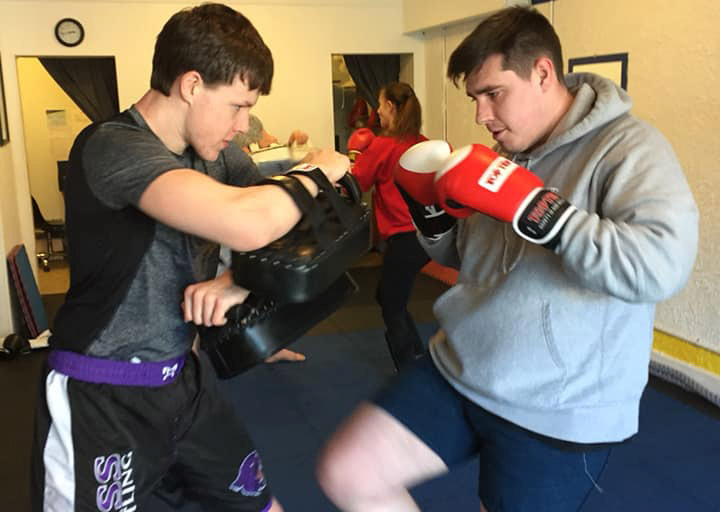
[347, 128, 375, 161]
[435, 144, 576, 247]
[395, 140, 453, 206]
[395, 140, 464, 239]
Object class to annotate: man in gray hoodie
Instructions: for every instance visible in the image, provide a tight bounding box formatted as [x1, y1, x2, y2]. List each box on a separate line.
[316, 6, 698, 512]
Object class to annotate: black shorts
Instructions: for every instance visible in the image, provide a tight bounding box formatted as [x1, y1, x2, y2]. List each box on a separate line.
[31, 350, 272, 512]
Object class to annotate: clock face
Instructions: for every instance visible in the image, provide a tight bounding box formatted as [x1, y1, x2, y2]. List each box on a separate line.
[55, 18, 84, 47]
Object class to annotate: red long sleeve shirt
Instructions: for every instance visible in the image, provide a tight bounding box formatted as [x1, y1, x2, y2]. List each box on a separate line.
[351, 134, 427, 240]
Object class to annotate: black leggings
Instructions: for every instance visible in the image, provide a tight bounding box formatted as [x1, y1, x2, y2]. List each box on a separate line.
[375, 231, 430, 368]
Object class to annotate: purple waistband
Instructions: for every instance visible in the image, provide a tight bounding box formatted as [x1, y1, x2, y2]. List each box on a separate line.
[48, 350, 186, 387]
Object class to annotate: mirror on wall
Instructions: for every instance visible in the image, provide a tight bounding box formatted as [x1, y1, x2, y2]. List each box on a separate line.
[16, 56, 118, 282]
[16, 56, 119, 222]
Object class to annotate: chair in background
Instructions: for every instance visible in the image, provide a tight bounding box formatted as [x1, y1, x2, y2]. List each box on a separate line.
[31, 196, 67, 272]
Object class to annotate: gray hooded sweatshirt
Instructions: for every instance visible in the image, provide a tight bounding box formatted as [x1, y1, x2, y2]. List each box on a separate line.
[423, 73, 698, 443]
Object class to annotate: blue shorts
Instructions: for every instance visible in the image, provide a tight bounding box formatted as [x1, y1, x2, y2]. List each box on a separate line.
[372, 356, 613, 512]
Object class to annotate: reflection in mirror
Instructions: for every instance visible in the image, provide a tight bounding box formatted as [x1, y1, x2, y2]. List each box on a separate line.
[16, 56, 119, 286]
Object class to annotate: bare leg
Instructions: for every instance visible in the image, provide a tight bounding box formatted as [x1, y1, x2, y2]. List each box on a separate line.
[317, 402, 447, 511]
[264, 348, 306, 363]
[268, 497, 284, 511]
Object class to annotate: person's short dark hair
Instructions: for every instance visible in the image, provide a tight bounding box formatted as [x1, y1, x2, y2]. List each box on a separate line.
[381, 81, 422, 138]
[151, 3, 273, 96]
[447, 6, 565, 87]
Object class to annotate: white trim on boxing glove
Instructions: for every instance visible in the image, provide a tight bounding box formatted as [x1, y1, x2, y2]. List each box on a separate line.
[512, 187, 577, 247]
[289, 163, 320, 172]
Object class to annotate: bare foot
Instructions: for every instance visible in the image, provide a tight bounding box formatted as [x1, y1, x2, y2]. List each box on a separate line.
[264, 348, 306, 364]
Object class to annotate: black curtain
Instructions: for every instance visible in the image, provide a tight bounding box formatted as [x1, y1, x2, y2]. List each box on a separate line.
[39, 57, 119, 122]
[343, 54, 400, 109]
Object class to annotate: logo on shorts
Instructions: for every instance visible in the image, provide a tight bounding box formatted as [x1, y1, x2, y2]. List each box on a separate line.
[162, 363, 179, 381]
[94, 450, 136, 512]
[228, 450, 267, 496]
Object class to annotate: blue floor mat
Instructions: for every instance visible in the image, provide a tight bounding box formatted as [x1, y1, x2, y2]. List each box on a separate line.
[150, 325, 720, 512]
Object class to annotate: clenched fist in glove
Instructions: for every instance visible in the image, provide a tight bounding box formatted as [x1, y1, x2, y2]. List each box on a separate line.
[435, 144, 576, 247]
[395, 140, 467, 240]
[395, 140, 452, 206]
[347, 128, 375, 162]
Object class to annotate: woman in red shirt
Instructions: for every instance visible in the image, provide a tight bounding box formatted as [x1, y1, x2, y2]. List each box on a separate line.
[351, 82, 429, 370]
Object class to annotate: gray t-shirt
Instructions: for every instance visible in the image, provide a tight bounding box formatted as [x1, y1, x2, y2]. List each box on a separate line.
[55, 106, 261, 361]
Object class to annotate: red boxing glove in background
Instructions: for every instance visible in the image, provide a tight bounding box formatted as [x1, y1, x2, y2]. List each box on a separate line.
[347, 128, 375, 162]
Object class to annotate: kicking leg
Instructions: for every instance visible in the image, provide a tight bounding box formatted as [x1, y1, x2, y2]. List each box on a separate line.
[316, 402, 446, 511]
[317, 357, 478, 511]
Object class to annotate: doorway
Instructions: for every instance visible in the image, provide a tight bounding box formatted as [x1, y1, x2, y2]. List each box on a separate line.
[331, 53, 414, 154]
[16, 56, 119, 222]
[16, 56, 119, 284]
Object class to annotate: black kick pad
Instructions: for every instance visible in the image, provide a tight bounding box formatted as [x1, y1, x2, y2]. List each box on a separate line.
[199, 272, 358, 379]
[231, 170, 370, 303]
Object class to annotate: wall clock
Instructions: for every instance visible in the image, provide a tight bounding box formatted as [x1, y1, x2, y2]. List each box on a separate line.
[55, 18, 85, 47]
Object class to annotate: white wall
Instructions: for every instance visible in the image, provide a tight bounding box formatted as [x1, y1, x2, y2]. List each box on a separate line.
[0, 145, 17, 335]
[550, 0, 720, 353]
[420, 1, 720, 354]
[403, 0, 504, 33]
[0, 0, 425, 338]
[422, 18, 494, 148]
[0, 63, 25, 336]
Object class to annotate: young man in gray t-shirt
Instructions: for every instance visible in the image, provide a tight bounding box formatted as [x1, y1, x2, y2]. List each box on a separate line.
[31, 4, 348, 512]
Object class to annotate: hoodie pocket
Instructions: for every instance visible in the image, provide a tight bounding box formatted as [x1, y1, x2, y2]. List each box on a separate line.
[541, 300, 568, 383]
[436, 285, 571, 408]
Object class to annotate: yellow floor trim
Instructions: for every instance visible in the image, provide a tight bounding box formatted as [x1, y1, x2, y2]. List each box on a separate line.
[653, 329, 720, 376]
